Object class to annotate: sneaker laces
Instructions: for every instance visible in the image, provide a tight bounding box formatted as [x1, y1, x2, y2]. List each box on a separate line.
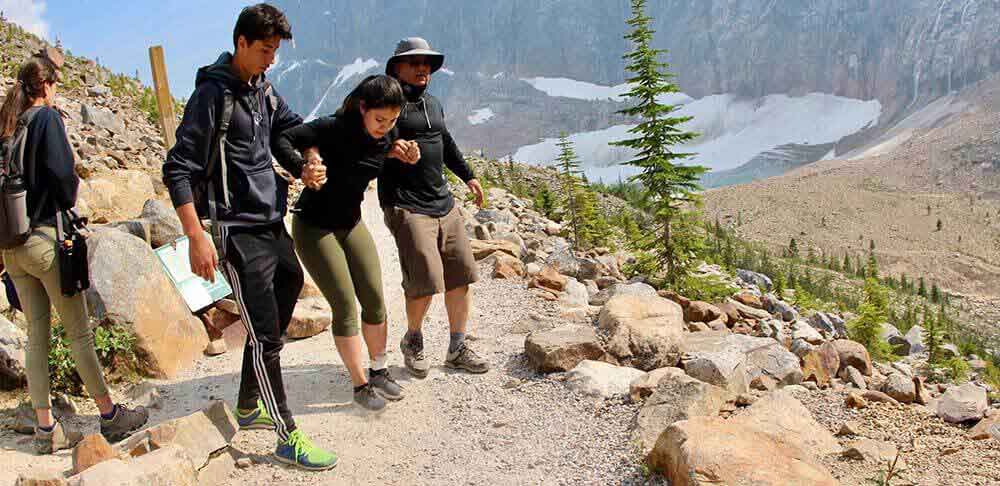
[286, 430, 316, 458]
[455, 343, 481, 361]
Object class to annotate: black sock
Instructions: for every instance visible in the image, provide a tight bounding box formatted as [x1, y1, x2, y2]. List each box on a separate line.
[37, 424, 55, 432]
[354, 384, 369, 393]
[100, 404, 118, 420]
[449, 332, 466, 353]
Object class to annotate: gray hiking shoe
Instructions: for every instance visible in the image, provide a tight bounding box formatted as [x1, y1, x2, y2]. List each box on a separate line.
[34, 421, 83, 455]
[445, 343, 490, 374]
[400, 334, 430, 378]
[100, 405, 149, 443]
[353, 383, 386, 411]
[369, 368, 403, 401]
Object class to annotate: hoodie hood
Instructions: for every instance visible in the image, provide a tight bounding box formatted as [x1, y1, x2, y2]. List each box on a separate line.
[195, 52, 268, 93]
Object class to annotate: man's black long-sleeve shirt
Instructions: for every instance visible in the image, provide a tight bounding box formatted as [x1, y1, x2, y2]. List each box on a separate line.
[377, 82, 474, 217]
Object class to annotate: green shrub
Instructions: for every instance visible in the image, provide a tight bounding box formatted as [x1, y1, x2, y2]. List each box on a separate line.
[939, 357, 970, 383]
[48, 320, 139, 393]
[676, 274, 736, 303]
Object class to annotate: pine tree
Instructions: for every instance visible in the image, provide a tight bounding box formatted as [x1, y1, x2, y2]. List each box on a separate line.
[612, 0, 706, 286]
[534, 186, 556, 220]
[900, 274, 909, 293]
[855, 254, 865, 278]
[849, 278, 893, 361]
[869, 239, 876, 252]
[843, 253, 852, 275]
[918, 277, 927, 297]
[807, 246, 817, 265]
[555, 133, 587, 250]
[930, 282, 940, 304]
[924, 305, 942, 364]
[866, 251, 879, 280]
[788, 238, 799, 259]
[936, 219, 943, 232]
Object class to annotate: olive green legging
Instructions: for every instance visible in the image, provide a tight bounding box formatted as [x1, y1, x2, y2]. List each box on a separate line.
[291, 216, 387, 336]
[1, 226, 109, 409]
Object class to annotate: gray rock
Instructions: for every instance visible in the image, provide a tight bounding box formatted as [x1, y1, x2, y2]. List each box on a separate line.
[88, 85, 111, 97]
[511, 314, 556, 334]
[139, 199, 184, 248]
[736, 269, 772, 291]
[881, 372, 916, 403]
[81, 104, 125, 134]
[681, 333, 750, 394]
[761, 319, 785, 341]
[473, 225, 492, 240]
[839, 365, 867, 389]
[791, 320, 825, 344]
[936, 383, 989, 423]
[474, 208, 515, 225]
[577, 257, 605, 281]
[559, 278, 590, 308]
[598, 295, 685, 371]
[768, 297, 798, 322]
[494, 232, 527, 258]
[546, 247, 581, 278]
[524, 326, 613, 373]
[589, 282, 657, 306]
[525, 263, 543, 275]
[790, 338, 815, 358]
[634, 368, 732, 452]
[808, 312, 836, 336]
[0, 316, 27, 389]
[891, 362, 913, 378]
[565, 360, 646, 399]
[583, 279, 600, 298]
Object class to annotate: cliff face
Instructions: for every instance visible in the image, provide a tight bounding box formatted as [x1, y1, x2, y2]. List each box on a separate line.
[272, 0, 1000, 173]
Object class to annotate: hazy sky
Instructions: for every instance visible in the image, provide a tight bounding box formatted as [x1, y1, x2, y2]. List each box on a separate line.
[6, 0, 260, 97]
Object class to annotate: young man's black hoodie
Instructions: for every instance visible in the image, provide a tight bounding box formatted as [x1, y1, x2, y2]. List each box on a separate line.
[162, 52, 302, 227]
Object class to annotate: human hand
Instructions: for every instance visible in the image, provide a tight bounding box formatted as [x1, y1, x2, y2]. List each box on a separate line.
[467, 179, 485, 208]
[389, 140, 420, 164]
[188, 231, 218, 283]
[301, 147, 327, 190]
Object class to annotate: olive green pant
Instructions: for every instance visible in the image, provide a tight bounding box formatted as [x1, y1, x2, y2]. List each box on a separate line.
[2, 226, 109, 409]
[292, 216, 387, 336]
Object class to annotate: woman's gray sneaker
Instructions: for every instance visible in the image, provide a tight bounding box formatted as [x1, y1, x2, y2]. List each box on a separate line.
[369, 368, 403, 401]
[100, 405, 149, 443]
[353, 383, 386, 411]
[34, 421, 83, 454]
[445, 343, 489, 374]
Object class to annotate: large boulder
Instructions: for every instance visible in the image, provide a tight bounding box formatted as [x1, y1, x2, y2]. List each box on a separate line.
[684, 301, 722, 323]
[546, 247, 581, 278]
[647, 417, 837, 486]
[969, 414, 1000, 440]
[598, 295, 685, 371]
[634, 368, 732, 452]
[737, 390, 842, 455]
[577, 257, 606, 281]
[559, 278, 590, 308]
[725, 298, 771, 320]
[736, 269, 773, 291]
[831, 339, 873, 376]
[565, 360, 646, 399]
[791, 320, 824, 345]
[684, 332, 801, 388]
[680, 332, 750, 394]
[81, 104, 125, 134]
[590, 282, 658, 306]
[470, 239, 521, 260]
[801, 342, 840, 388]
[76, 170, 155, 224]
[524, 326, 614, 373]
[807, 312, 836, 336]
[136, 199, 184, 248]
[120, 400, 237, 469]
[0, 316, 27, 389]
[881, 372, 916, 404]
[85, 229, 208, 378]
[936, 383, 989, 423]
[765, 296, 798, 322]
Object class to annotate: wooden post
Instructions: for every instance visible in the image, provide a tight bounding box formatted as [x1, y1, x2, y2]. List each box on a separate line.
[148, 45, 176, 148]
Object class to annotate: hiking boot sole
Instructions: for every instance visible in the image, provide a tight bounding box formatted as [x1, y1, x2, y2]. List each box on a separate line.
[239, 422, 276, 431]
[404, 363, 429, 379]
[273, 453, 339, 471]
[375, 389, 404, 401]
[444, 361, 489, 374]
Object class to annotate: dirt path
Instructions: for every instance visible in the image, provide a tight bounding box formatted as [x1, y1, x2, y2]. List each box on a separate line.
[0, 188, 650, 485]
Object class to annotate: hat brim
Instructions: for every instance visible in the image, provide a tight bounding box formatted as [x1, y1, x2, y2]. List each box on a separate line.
[385, 50, 445, 75]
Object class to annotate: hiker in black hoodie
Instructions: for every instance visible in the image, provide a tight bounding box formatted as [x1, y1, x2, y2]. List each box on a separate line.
[161, 4, 336, 471]
[378, 38, 489, 378]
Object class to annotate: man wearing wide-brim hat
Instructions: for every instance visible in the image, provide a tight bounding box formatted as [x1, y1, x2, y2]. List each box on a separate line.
[380, 37, 489, 378]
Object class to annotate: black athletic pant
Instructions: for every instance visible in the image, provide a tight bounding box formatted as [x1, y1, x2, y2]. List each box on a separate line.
[221, 222, 303, 441]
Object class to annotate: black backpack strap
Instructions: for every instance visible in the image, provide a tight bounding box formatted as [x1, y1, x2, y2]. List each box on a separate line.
[205, 89, 235, 255]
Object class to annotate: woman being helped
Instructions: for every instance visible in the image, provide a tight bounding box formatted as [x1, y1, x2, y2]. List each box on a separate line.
[0, 50, 148, 453]
[276, 74, 419, 411]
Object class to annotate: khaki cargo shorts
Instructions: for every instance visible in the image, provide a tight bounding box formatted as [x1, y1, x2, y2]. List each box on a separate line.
[383, 205, 479, 299]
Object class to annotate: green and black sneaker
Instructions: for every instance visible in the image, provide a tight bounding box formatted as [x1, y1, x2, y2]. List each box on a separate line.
[273, 429, 338, 471]
[236, 400, 275, 431]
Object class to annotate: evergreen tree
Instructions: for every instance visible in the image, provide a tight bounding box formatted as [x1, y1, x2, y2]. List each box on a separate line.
[936, 219, 943, 232]
[930, 282, 940, 304]
[807, 246, 817, 265]
[612, 0, 705, 286]
[924, 305, 942, 364]
[533, 185, 556, 220]
[843, 253, 852, 275]
[866, 251, 879, 280]
[788, 238, 799, 259]
[918, 277, 927, 297]
[900, 274, 909, 293]
[855, 254, 865, 278]
[849, 278, 893, 361]
[869, 239, 876, 252]
[555, 133, 587, 250]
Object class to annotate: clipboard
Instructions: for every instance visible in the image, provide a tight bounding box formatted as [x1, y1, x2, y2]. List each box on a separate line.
[153, 233, 232, 313]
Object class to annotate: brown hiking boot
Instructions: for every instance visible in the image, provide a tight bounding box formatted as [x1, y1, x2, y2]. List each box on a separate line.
[444, 343, 490, 374]
[34, 421, 83, 454]
[100, 405, 149, 443]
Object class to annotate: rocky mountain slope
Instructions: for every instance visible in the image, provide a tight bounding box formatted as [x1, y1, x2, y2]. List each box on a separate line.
[271, 0, 1000, 183]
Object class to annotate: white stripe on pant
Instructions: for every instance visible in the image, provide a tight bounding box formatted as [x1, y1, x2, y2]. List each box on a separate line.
[223, 260, 291, 441]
